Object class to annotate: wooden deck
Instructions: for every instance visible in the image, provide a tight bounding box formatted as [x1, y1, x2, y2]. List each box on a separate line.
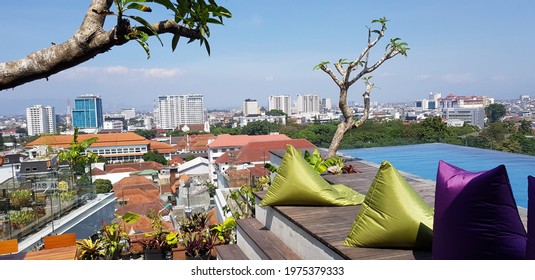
[0, 245, 78, 260]
[256, 159, 528, 260]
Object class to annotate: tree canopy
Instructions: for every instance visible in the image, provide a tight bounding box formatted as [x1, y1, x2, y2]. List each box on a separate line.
[485, 103, 506, 123]
[143, 150, 168, 165]
[0, 0, 231, 90]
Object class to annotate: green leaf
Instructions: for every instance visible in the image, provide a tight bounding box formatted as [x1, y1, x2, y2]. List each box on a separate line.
[125, 3, 152, 12]
[121, 212, 140, 224]
[171, 34, 180, 52]
[128, 15, 163, 46]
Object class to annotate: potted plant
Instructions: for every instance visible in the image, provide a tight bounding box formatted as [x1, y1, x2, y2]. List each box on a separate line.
[181, 230, 217, 260]
[76, 238, 105, 260]
[129, 242, 143, 260]
[141, 210, 178, 260]
[210, 217, 237, 245]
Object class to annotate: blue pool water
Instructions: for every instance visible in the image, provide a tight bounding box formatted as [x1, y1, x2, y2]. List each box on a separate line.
[340, 143, 535, 208]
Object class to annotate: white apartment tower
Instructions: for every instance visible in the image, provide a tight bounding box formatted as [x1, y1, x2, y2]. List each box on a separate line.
[268, 95, 291, 115]
[157, 94, 205, 129]
[26, 105, 56, 136]
[296, 94, 320, 114]
[243, 99, 260, 116]
[320, 98, 332, 111]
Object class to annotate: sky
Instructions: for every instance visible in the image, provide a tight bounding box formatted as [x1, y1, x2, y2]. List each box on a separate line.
[1, 0, 534, 115]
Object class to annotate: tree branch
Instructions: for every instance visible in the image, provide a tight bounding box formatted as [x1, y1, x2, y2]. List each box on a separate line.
[0, 0, 202, 91]
[348, 48, 397, 87]
[320, 66, 343, 88]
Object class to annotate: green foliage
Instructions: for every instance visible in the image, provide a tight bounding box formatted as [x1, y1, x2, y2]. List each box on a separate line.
[266, 109, 286, 116]
[58, 127, 99, 184]
[485, 103, 506, 123]
[417, 116, 450, 143]
[184, 154, 197, 162]
[480, 122, 512, 143]
[95, 179, 113, 193]
[77, 238, 105, 260]
[210, 217, 237, 244]
[142, 150, 168, 165]
[240, 120, 281, 135]
[303, 148, 344, 174]
[8, 189, 32, 208]
[134, 129, 157, 139]
[519, 120, 533, 135]
[9, 209, 37, 228]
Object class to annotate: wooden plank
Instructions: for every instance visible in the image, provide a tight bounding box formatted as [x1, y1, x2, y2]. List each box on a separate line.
[43, 233, 77, 250]
[23, 245, 78, 260]
[0, 239, 18, 255]
[215, 244, 248, 260]
[238, 218, 301, 260]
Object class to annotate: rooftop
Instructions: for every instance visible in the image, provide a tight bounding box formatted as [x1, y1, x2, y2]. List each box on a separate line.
[207, 134, 290, 148]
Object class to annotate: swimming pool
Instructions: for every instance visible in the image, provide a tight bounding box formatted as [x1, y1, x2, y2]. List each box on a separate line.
[340, 143, 535, 208]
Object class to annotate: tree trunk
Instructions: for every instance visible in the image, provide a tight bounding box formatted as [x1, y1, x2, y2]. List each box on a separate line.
[327, 119, 355, 158]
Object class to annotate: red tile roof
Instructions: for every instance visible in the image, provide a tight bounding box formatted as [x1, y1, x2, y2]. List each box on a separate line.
[113, 176, 157, 191]
[105, 162, 164, 172]
[207, 134, 290, 148]
[149, 141, 177, 153]
[25, 132, 150, 149]
[215, 139, 315, 164]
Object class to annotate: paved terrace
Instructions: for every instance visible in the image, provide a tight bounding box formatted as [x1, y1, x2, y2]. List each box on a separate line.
[255, 159, 528, 260]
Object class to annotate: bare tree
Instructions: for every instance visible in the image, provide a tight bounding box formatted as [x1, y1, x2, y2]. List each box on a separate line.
[0, 0, 231, 91]
[315, 17, 409, 159]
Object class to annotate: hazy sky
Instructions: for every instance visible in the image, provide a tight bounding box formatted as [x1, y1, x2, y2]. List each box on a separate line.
[1, 0, 534, 115]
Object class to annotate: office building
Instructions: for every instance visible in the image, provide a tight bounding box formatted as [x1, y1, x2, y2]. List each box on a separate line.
[71, 94, 104, 131]
[243, 99, 260, 116]
[268, 95, 291, 115]
[296, 94, 320, 114]
[121, 108, 136, 119]
[320, 98, 332, 111]
[26, 105, 56, 136]
[157, 94, 205, 129]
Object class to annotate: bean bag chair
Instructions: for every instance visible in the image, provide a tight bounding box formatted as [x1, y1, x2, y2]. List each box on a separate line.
[259, 145, 365, 207]
[527, 176, 535, 259]
[433, 160, 526, 260]
[344, 160, 434, 250]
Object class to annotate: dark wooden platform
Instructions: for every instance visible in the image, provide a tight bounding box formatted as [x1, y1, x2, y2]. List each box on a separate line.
[237, 218, 301, 260]
[215, 244, 248, 260]
[255, 160, 439, 260]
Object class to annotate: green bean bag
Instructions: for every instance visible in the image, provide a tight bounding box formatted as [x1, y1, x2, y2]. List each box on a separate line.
[259, 145, 365, 206]
[344, 160, 434, 250]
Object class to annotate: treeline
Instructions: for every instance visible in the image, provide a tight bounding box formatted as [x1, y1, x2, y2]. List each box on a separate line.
[212, 117, 535, 156]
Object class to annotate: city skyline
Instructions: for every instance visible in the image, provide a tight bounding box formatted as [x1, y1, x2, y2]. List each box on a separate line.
[1, 1, 535, 115]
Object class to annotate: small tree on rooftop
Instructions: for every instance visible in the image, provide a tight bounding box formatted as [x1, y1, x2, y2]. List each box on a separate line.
[58, 127, 100, 186]
[315, 17, 409, 158]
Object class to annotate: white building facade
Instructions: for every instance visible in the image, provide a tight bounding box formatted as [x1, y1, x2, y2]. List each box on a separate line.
[296, 94, 320, 114]
[242, 99, 260, 116]
[26, 105, 56, 136]
[157, 94, 205, 129]
[268, 95, 291, 115]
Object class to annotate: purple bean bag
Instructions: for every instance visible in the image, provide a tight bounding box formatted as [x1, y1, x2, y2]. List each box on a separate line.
[433, 160, 527, 259]
[527, 175, 535, 259]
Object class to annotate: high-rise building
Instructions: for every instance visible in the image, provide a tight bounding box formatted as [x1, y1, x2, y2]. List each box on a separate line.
[268, 95, 291, 115]
[26, 105, 56, 136]
[296, 94, 320, 114]
[157, 94, 205, 129]
[320, 98, 332, 111]
[243, 99, 260, 116]
[121, 108, 136, 119]
[71, 94, 104, 130]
